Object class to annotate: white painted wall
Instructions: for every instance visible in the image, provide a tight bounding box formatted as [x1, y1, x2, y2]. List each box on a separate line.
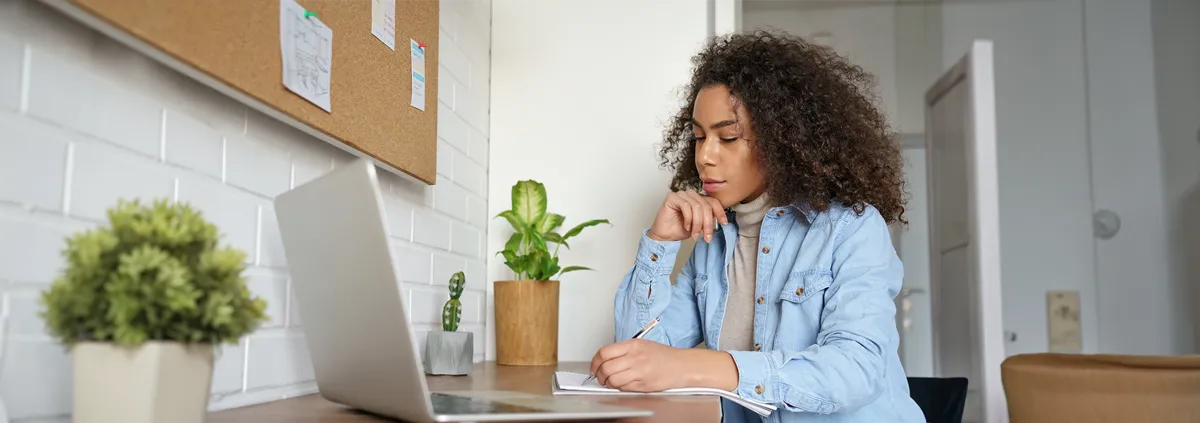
[743, 1, 899, 129]
[893, 3, 941, 135]
[1083, 0, 1182, 355]
[941, 0, 1100, 356]
[0, 0, 492, 420]
[487, 0, 711, 362]
[713, 0, 743, 36]
[1150, 0, 1200, 353]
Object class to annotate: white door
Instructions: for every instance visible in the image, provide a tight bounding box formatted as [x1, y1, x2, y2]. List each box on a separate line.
[924, 40, 1006, 423]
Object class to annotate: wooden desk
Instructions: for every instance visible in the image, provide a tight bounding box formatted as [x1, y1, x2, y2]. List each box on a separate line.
[207, 361, 721, 422]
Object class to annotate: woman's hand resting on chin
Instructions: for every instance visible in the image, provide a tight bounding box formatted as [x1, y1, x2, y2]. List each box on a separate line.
[648, 191, 728, 243]
[589, 339, 740, 393]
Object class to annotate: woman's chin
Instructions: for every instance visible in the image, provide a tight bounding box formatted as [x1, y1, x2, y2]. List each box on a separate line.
[705, 193, 735, 209]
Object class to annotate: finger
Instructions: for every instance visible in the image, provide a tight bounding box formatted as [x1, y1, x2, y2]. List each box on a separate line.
[595, 355, 635, 387]
[603, 364, 642, 390]
[700, 194, 729, 225]
[690, 201, 705, 240]
[691, 192, 716, 242]
[683, 192, 714, 242]
[674, 193, 694, 235]
[590, 343, 626, 376]
[677, 193, 704, 240]
[589, 350, 603, 376]
[601, 342, 631, 362]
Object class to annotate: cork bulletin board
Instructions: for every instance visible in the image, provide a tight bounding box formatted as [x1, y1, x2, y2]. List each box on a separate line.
[41, 0, 441, 184]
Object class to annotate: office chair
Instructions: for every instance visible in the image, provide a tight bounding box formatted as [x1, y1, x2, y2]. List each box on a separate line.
[907, 377, 968, 423]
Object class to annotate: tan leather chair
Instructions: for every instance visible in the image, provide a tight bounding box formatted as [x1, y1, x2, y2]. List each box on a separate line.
[1001, 353, 1200, 423]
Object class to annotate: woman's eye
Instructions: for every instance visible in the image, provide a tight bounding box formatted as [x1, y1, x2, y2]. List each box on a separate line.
[720, 137, 738, 142]
[692, 136, 705, 142]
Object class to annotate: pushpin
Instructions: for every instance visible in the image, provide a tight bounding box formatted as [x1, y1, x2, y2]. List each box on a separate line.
[418, 42, 427, 50]
[303, 10, 316, 18]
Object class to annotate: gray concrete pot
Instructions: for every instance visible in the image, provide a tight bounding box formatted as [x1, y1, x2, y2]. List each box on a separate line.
[423, 330, 473, 375]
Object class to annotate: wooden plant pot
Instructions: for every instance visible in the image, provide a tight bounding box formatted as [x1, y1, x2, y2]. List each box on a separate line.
[493, 279, 559, 366]
[72, 341, 214, 423]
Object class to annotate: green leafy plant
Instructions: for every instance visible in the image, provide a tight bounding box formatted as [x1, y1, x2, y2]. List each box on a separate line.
[495, 180, 610, 281]
[40, 198, 268, 347]
[441, 271, 465, 332]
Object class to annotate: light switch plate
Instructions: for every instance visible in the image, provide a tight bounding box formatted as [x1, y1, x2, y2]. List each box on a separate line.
[1047, 291, 1082, 353]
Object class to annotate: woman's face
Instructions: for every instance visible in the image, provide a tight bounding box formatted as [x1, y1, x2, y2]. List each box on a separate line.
[691, 84, 767, 208]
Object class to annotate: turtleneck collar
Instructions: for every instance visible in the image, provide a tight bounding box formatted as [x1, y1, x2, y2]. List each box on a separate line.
[730, 193, 771, 237]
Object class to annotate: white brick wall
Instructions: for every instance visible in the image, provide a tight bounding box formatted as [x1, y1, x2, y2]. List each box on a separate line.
[0, 0, 490, 420]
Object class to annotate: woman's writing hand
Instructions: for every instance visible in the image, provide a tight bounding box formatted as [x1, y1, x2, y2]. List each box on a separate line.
[588, 339, 739, 393]
[648, 191, 728, 243]
[588, 339, 689, 392]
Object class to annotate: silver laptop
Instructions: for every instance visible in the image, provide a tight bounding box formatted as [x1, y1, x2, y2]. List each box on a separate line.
[273, 158, 652, 422]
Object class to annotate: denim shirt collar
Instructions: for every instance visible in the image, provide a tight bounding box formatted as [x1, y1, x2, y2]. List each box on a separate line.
[723, 201, 819, 226]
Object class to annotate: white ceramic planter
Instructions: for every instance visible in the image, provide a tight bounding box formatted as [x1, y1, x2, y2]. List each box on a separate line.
[424, 331, 473, 375]
[73, 341, 214, 423]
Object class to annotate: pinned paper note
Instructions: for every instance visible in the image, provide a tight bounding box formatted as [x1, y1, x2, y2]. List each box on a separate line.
[371, 0, 397, 50]
[410, 39, 426, 111]
[280, 0, 333, 112]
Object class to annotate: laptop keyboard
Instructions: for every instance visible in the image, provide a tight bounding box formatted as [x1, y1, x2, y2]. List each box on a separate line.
[430, 392, 548, 415]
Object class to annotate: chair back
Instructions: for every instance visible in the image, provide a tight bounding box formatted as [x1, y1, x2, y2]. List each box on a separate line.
[1002, 353, 1200, 423]
[907, 376, 968, 423]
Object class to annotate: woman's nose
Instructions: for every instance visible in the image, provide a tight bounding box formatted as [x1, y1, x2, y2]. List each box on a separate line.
[697, 137, 720, 165]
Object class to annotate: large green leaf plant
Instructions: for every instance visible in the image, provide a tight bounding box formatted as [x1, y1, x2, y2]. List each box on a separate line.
[495, 180, 609, 281]
[40, 198, 268, 347]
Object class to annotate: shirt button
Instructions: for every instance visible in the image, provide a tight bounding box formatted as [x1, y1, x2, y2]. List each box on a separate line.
[754, 343, 761, 351]
[761, 246, 770, 254]
[776, 210, 785, 217]
[650, 253, 658, 261]
[795, 288, 804, 295]
[756, 296, 764, 304]
[755, 385, 765, 395]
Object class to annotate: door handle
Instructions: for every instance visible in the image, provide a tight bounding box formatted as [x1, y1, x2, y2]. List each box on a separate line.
[898, 288, 926, 299]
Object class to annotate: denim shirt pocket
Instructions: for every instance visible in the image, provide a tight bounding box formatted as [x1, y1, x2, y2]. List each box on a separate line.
[774, 270, 833, 350]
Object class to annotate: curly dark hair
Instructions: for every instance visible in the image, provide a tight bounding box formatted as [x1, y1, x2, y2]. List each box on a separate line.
[659, 30, 907, 225]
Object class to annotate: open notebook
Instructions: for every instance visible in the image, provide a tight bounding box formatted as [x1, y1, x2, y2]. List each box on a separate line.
[551, 371, 777, 417]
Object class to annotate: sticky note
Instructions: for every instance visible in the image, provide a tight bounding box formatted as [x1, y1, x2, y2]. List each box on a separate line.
[371, 0, 397, 50]
[410, 39, 426, 111]
[280, 0, 333, 112]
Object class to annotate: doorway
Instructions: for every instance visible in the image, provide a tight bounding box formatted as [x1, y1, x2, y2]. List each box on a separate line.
[924, 40, 1005, 423]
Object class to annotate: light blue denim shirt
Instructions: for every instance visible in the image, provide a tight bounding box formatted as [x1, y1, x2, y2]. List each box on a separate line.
[612, 201, 925, 422]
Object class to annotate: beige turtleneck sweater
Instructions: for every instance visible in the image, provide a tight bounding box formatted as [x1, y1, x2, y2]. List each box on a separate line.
[718, 193, 771, 351]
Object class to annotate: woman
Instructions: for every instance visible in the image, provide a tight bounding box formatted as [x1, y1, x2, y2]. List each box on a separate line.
[589, 30, 926, 422]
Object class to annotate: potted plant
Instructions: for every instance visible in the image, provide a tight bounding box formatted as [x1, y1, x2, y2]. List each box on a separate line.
[423, 271, 473, 375]
[493, 180, 609, 365]
[39, 198, 268, 423]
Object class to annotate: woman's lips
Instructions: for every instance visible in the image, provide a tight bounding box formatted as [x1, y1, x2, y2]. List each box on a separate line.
[703, 181, 725, 192]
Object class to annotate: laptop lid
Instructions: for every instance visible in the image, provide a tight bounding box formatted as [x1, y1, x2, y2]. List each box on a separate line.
[274, 158, 435, 422]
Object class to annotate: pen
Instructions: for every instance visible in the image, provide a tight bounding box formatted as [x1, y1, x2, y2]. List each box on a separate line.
[584, 317, 660, 385]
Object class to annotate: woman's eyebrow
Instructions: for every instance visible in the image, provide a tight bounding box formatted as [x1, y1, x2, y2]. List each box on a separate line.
[690, 118, 738, 130]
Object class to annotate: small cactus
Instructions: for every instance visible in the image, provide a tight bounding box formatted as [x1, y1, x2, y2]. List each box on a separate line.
[441, 271, 465, 332]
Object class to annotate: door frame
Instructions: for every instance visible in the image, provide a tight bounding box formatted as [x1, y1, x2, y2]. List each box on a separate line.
[924, 39, 1007, 423]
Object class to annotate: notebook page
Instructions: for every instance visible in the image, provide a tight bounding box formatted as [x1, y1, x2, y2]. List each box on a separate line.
[554, 370, 619, 392]
[552, 371, 776, 416]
